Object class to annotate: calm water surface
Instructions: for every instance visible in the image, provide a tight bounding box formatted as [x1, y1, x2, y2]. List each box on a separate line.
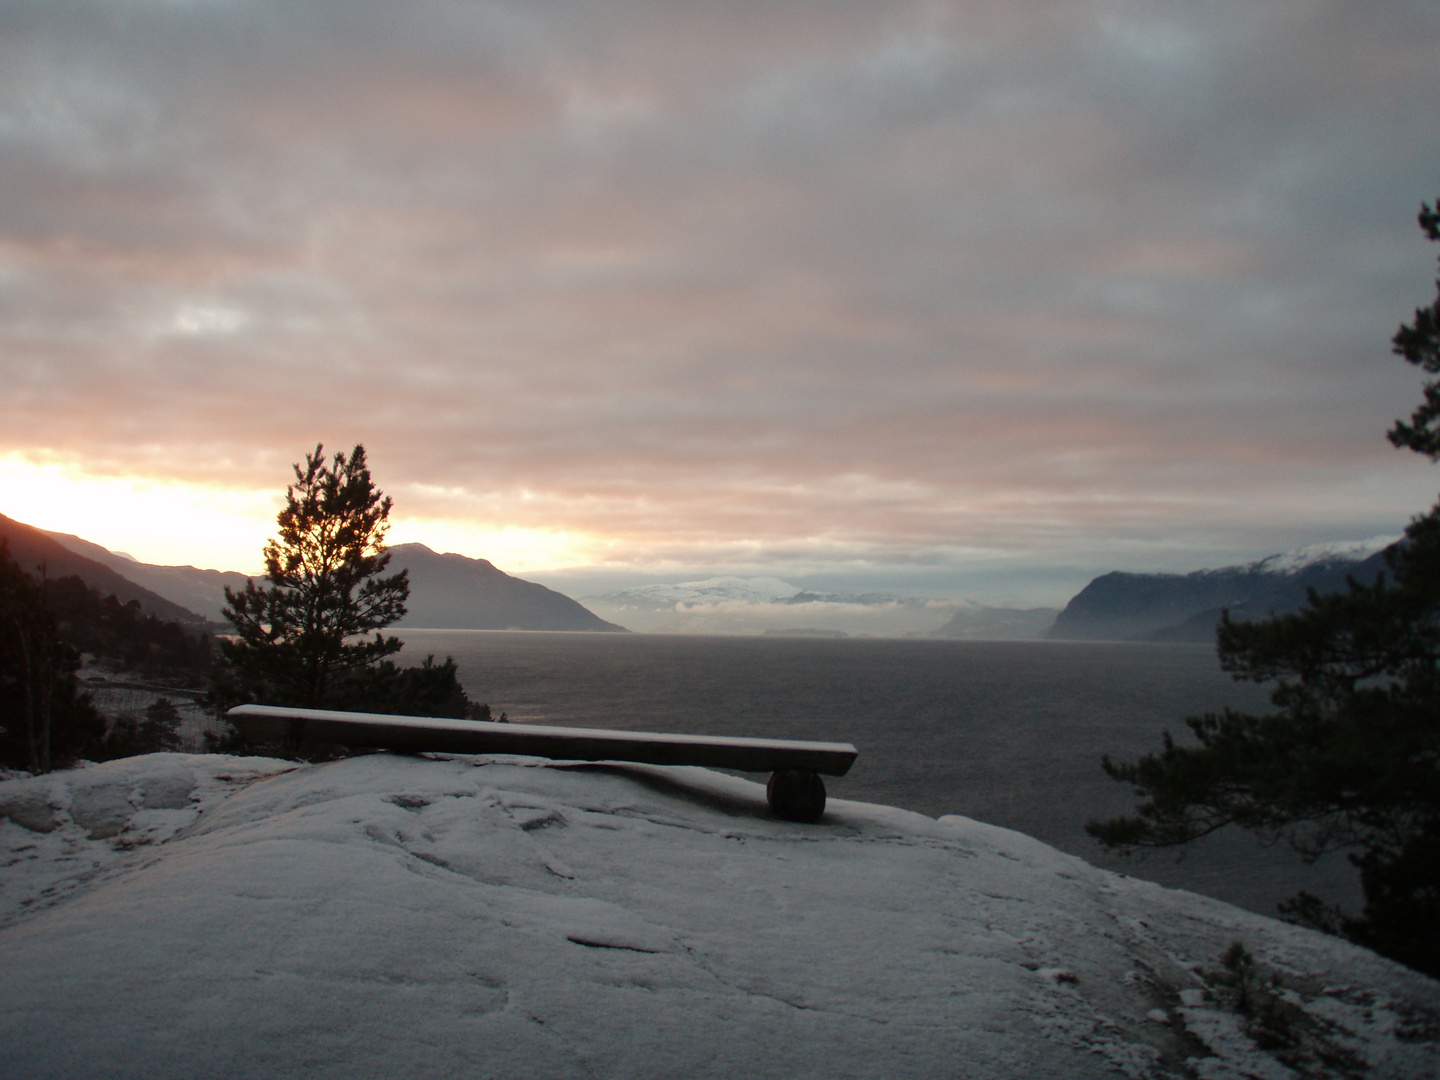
[398, 630, 1361, 919]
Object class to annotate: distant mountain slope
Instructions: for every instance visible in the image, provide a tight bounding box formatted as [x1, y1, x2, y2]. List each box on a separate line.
[0, 514, 208, 626]
[581, 577, 959, 636]
[42, 528, 252, 624]
[38, 526, 626, 633]
[389, 544, 626, 631]
[930, 604, 1059, 641]
[1048, 539, 1395, 642]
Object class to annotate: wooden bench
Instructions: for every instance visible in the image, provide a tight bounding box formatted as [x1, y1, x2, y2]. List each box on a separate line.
[227, 704, 858, 822]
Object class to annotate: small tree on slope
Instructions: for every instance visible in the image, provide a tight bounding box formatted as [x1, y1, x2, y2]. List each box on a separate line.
[1088, 202, 1440, 978]
[220, 444, 410, 709]
[0, 541, 106, 772]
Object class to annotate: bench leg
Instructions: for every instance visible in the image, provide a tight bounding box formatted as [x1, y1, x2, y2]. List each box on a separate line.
[766, 769, 827, 823]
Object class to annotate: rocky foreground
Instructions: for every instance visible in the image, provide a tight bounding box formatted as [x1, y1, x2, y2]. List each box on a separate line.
[1, 753, 1436, 1079]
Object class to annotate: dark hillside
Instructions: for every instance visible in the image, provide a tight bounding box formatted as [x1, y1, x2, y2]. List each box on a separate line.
[1048, 550, 1391, 642]
[390, 543, 627, 631]
[0, 514, 207, 626]
[40, 528, 624, 633]
[42, 576, 216, 685]
[42, 527, 250, 624]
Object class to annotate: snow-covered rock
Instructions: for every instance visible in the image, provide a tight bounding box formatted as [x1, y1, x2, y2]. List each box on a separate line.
[1, 753, 1435, 1079]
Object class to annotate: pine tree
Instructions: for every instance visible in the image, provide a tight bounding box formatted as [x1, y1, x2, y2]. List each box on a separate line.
[220, 444, 410, 708]
[1088, 201, 1440, 977]
[103, 697, 186, 757]
[138, 696, 184, 753]
[0, 541, 106, 772]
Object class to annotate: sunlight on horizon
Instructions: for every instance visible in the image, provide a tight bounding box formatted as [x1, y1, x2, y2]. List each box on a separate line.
[1, 454, 608, 576]
[0, 454, 277, 572]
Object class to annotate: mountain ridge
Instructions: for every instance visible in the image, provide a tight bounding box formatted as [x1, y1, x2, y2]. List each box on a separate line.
[40, 527, 253, 626]
[929, 603, 1059, 640]
[0, 513, 209, 626]
[13, 516, 625, 633]
[387, 543, 626, 632]
[582, 576, 1045, 637]
[1048, 542, 1396, 642]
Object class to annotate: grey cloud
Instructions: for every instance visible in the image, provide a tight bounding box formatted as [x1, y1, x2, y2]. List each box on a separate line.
[1, 1, 1438, 591]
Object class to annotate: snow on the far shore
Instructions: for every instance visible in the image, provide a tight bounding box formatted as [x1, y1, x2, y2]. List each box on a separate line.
[1, 753, 1436, 1080]
[1248, 535, 1399, 574]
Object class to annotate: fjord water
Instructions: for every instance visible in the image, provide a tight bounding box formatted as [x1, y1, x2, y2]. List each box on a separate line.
[398, 630, 1361, 919]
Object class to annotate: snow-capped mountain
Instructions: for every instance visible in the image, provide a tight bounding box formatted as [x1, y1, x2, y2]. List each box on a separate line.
[1050, 537, 1399, 643]
[1247, 534, 1399, 575]
[584, 578, 1061, 638]
[583, 577, 968, 636]
[596, 576, 807, 606]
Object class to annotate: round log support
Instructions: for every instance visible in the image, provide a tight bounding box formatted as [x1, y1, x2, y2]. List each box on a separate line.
[766, 768, 827, 823]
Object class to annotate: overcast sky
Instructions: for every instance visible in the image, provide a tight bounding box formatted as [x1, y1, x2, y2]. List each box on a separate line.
[3, 1, 1439, 604]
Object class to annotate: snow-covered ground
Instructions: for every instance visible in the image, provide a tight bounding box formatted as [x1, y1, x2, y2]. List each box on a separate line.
[1, 753, 1435, 1079]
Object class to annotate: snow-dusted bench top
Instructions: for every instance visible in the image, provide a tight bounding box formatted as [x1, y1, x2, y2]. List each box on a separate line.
[227, 704, 858, 821]
[227, 705, 858, 774]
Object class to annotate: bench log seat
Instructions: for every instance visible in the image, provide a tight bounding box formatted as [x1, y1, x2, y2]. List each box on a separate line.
[227, 704, 858, 822]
